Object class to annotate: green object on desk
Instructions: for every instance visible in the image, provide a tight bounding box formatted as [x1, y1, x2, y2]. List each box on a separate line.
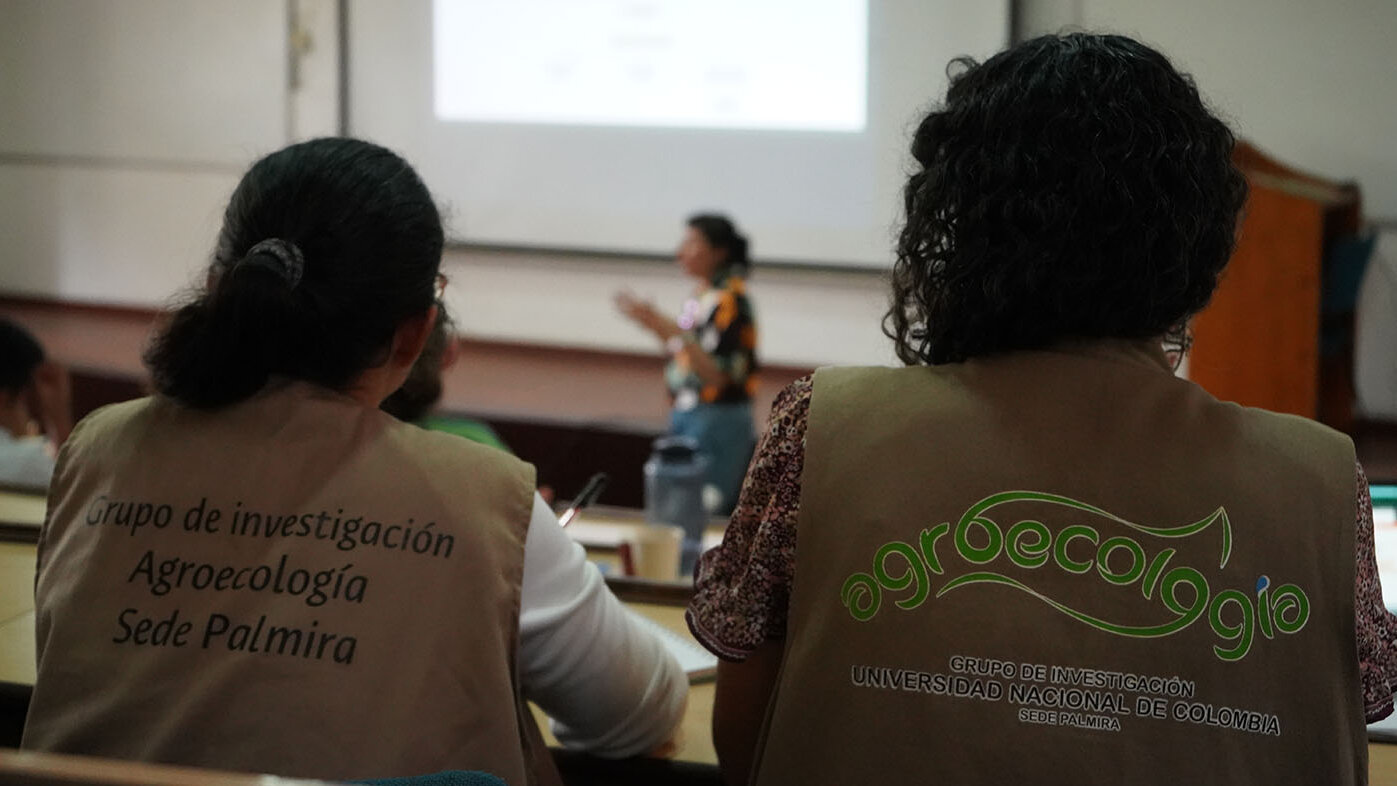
[419, 414, 510, 454]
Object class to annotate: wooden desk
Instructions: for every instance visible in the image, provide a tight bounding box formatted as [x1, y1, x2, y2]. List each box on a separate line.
[566, 507, 726, 587]
[566, 507, 726, 550]
[0, 541, 38, 688]
[0, 490, 45, 524]
[0, 490, 45, 545]
[0, 538, 718, 765]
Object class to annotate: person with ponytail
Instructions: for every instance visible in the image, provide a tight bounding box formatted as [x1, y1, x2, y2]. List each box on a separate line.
[615, 213, 759, 515]
[25, 138, 685, 784]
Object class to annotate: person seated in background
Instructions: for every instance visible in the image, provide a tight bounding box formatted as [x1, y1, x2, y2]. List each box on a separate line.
[381, 310, 558, 503]
[615, 214, 758, 515]
[688, 33, 1397, 785]
[0, 317, 71, 488]
[23, 137, 685, 785]
[381, 307, 510, 454]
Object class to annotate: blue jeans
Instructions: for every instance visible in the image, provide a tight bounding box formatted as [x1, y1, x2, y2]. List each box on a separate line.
[669, 402, 756, 515]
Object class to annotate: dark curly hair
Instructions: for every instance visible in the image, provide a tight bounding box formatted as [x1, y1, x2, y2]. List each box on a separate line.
[0, 318, 44, 395]
[884, 33, 1248, 365]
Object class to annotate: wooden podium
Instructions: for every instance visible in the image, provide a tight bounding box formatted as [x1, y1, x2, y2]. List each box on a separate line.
[1188, 142, 1363, 426]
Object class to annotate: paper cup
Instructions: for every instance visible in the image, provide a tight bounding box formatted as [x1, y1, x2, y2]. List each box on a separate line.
[626, 524, 684, 581]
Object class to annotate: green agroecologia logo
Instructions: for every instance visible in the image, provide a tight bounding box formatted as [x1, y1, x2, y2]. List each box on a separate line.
[840, 491, 1308, 661]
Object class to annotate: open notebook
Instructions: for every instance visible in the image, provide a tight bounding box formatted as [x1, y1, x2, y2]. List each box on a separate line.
[1368, 484, 1397, 741]
[626, 607, 718, 683]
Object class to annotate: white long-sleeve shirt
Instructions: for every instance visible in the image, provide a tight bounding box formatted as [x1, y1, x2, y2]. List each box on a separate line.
[517, 493, 688, 757]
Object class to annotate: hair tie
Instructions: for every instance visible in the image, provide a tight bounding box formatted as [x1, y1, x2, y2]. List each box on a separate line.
[240, 239, 305, 289]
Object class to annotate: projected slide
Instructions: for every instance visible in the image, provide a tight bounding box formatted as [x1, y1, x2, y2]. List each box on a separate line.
[355, 0, 1009, 264]
[434, 0, 868, 132]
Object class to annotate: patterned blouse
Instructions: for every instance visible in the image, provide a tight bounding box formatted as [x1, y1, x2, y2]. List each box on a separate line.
[687, 376, 1397, 722]
[665, 269, 757, 411]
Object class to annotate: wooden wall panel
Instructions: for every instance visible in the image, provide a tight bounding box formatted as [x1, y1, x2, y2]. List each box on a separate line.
[1188, 183, 1325, 416]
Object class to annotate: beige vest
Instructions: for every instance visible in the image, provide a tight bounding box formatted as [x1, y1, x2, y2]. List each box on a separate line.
[24, 381, 561, 785]
[754, 342, 1363, 785]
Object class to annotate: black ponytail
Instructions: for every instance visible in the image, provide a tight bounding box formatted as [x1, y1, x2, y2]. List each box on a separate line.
[145, 138, 443, 409]
[687, 213, 751, 275]
[146, 259, 300, 408]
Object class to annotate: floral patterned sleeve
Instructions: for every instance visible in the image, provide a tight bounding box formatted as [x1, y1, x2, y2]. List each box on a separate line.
[686, 375, 811, 661]
[1357, 463, 1397, 722]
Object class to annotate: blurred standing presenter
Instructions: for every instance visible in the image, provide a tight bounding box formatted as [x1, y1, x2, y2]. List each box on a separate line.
[616, 214, 758, 514]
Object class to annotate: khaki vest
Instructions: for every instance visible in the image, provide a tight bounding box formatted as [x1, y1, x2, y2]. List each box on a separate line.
[754, 342, 1363, 785]
[24, 382, 561, 786]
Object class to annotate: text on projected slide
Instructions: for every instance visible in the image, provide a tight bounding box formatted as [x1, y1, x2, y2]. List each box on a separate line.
[434, 0, 868, 131]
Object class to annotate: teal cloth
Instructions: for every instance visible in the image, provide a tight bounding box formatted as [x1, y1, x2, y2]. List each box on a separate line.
[1323, 230, 1378, 314]
[354, 771, 506, 786]
[1321, 230, 1378, 355]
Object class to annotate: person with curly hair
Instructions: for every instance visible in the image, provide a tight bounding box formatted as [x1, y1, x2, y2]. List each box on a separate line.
[687, 33, 1393, 785]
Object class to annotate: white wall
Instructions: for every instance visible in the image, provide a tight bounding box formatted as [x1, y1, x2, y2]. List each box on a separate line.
[0, 0, 348, 309]
[0, 163, 237, 304]
[0, 2, 290, 164]
[1022, 0, 1397, 223]
[2, 1, 1393, 369]
[0, 0, 298, 307]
